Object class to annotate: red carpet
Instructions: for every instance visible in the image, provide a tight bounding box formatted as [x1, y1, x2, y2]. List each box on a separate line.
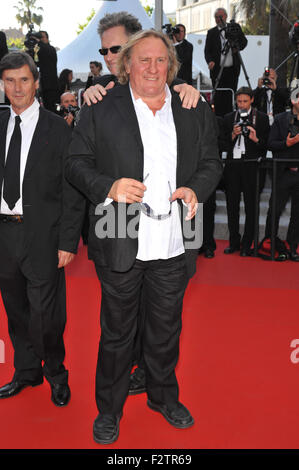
[1, 239, 299, 449]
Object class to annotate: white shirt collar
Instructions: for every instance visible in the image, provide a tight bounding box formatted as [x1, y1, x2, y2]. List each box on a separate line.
[129, 83, 171, 111]
[10, 98, 40, 124]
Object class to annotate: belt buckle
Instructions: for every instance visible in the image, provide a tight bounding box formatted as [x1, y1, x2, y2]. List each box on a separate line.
[14, 215, 22, 223]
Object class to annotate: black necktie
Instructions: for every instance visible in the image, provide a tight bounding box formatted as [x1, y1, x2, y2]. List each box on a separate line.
[3, 115, 22, 210]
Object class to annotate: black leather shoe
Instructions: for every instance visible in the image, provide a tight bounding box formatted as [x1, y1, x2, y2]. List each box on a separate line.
[290, 251, 299, 262]
[128, 367, 146, 395]
[50, 383, 71, 407]
[0, 379, 43, 399]
[204, 249, 215, 259]
[93, 412, 122, 445]
[224, 245, 240, 254]
[147, 400, 194, 429]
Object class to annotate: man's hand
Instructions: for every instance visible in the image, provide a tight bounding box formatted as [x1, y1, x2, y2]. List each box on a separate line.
[58, 250, 75, 268]
[108, 178, 146, 203]
[247, 126, 259, 143]
[64, 113, 74, 127]
[83, 81, 115, 106]
[171, 187, 198, 220]
[208, 61, 215, 70]
[173, 83, 200, 109]
[232, 124, 242, 140]
[286, 132, 299, 147]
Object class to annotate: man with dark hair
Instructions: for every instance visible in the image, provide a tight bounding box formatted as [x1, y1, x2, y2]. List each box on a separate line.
[173, 23, 193, 85]
[34, 30, 59, 112]
[66, 29, 222, 445]
[204, 7, 247, 116]
[85, 61, 103, 90]
[0, 51, 84, 405]
[223, 86, 270, 256]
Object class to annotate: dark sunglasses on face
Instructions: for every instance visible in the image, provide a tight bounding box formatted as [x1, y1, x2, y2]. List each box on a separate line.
[99, 45, 121, 56]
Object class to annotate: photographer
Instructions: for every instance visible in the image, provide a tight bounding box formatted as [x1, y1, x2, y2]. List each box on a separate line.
[263, 93, 299, 261]
[204, 8, 247, 116]
[172, 24, 193, 85]
[33, 31, 59, 112]
[253, 68, 289, 124]
[58, 92, 79, 128]
[223, 87, 270, 256]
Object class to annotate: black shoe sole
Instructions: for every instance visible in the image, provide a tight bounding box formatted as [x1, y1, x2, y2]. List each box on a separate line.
[147, 400, 194, 429]
[51, 391, 71, 407]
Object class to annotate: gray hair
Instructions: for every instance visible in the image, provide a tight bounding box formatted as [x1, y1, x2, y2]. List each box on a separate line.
[97, 11, 142, 37]
[0, 51, 39, 81]
[117, 30, 179, 87]
[214, 7, 227, 17]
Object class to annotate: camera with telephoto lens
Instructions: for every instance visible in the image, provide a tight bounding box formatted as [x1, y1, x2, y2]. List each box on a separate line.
[262, 67, 271, 86]
[237, 109, 251, 138]
[24, 24, 42, 60]
[58, 105, 79, 118]
[162, 24, 180, 40]
[224, 19, 242, 45]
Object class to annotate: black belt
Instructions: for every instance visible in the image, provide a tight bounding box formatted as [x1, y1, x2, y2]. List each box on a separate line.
[0, 214, 23, 223]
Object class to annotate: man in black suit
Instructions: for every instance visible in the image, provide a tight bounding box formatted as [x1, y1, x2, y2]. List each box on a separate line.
[223, 87, 270, 256]
[83, 11, 202, 397]
[264, 96, 299, 261]
[0, 52, 84, 405]
[173, 24, 193, 85]
[0, 31, 8, 61]
[253, 68, 289, 125]
[66, 30, 222, 445]
[35, 31, 59, 113]
[204, 7, 247, 116]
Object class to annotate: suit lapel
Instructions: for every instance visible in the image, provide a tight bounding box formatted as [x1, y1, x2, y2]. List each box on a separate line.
[171, 91, 194, 186]
[24, 107, 50, 178]
[0, 110, 10, 186]
[113, 84, 144, 153]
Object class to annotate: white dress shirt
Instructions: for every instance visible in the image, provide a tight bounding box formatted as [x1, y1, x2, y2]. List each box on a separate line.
[130, 84, 185, 261]
[1, 98, 40, 215]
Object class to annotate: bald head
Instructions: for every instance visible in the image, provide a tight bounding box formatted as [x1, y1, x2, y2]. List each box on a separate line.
[60, 92, 77, 108]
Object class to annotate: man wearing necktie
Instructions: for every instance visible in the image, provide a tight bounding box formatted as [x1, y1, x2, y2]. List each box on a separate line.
[223, 87, 270, 256]
[0, 52, 84, 405]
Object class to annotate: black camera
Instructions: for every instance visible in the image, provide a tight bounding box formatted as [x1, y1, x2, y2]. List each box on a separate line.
[58, 105, 79, 117]
[237, 109, 251, 138]
[162, 24, 180, 40]
[262, 67, 271, 86]
[291, 20, 299, 47]
[24, 24, 42, 60]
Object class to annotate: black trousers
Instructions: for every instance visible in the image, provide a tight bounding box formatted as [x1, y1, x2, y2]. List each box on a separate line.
[95, 254, 188, 414]
[0, 220, 68, 385]
[224, 161, 257, 249]
[265, 169, 299, 250]
[212, 66, 238, 117]
[202, 191, 217, 252]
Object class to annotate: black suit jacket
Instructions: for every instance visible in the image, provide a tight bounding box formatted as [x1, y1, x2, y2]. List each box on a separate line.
[253, 87, 289, 116]
[66, 83, 222, 278]
[268, 111, 299, 170]
[223, 108, 270, 159]
[37, 42, 59, 92]
[0, 31, 8, 61]
[204, 25, 247, 82]
[0, 107, 84, 278]
[175, 39, 193, 85]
